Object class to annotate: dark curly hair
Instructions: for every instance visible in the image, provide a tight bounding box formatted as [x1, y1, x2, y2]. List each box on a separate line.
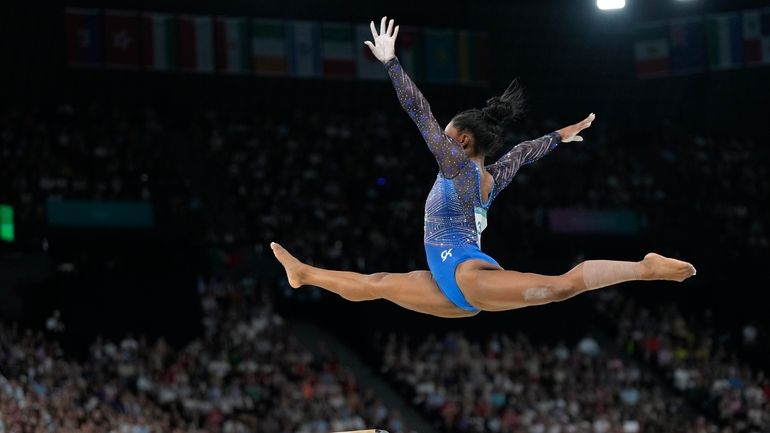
[449, 78, 526, 157]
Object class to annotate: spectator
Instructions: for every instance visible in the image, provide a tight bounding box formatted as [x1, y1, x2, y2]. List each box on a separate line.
[0, 280, 407, 433]
[376, 330, 710, 433]
[596, 291, 769, 432]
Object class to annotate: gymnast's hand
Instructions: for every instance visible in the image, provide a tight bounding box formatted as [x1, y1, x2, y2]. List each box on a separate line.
[364, 16, 399, 64]
[557, 113, 596, 143]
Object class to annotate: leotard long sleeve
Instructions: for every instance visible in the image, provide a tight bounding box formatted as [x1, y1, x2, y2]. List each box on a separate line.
[385, 57, 468, 178]
[385, 56, 561, 248]
[485, 132, 560, 202]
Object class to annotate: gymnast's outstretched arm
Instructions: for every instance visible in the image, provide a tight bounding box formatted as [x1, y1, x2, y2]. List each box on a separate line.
[486, 132, 562, 193]
[365, 17, 468, 178]
[487, 113, 596, 195]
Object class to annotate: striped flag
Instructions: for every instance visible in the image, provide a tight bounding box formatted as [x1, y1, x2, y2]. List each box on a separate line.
[104, 10, 140, 68]
[214, 17, 250, 74]
[141, 13, 176, 71]
[634, 21, 670, 78]
[669, 17, 706, 74]
[396, 26, 423, 82]
[743, 8, 770, 66]
[321, 22, 355, 78]
[252, 19, 288, 75]
[457, 30, 489, 84]
[65, 8, 103, 67]
[424, 28, 457, 84]
[706, 13, 744, 70]
[355, 23, 386, 80]
[178, 15, 214, 73]
[287, 21, 321, 77]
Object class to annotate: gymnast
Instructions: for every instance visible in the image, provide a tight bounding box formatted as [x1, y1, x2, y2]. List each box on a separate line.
[271, 16, 696, 318]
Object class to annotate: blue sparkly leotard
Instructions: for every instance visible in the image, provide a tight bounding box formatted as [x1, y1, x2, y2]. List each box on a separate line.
[385, 56, 561, 312]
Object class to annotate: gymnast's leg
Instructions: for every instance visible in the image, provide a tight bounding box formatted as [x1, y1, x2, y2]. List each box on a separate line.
[270, 242, 475, 318]
[455, 253, 696, 312]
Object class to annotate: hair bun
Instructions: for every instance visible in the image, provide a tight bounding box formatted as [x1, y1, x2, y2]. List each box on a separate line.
[481, 108, 502, 124]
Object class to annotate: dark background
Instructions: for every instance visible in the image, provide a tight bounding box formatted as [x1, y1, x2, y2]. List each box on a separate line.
[4, 0, 769, 128]
[1, 0, 768, 358]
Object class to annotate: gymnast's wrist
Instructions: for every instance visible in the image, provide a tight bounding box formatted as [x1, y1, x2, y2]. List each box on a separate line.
[551, 131, 562, 146]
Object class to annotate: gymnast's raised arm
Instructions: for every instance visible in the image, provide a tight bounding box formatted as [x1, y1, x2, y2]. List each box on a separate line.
[364, 17, 468, 178]
[487, 113, 596, 194]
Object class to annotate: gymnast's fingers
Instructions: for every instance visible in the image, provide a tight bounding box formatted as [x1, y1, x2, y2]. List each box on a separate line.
[386, 18, 394, 36]
[380, 16, 387, 36]
[370, 21, 378, 39]
[393, 25, 400, 40]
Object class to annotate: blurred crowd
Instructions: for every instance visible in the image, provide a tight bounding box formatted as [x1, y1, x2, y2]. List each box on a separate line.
[3, 287, 767, 433]
[376, 330, 720, 433]
[2, 101, 767, 269]
[0, 104, 203, 236]
[0, 281, 404, 433]
[595, 292, 769, 433]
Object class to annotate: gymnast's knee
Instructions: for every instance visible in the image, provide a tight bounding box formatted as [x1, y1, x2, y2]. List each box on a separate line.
[515, 277, 578, 304]
[550, 274, 581, 301]
[357, 272, 388, 301]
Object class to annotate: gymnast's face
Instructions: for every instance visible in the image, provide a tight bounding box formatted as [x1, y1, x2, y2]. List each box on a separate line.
[445, 122, 476, 158]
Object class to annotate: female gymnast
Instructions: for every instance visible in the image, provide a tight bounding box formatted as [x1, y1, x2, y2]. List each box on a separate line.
[271, 16, 696, 318]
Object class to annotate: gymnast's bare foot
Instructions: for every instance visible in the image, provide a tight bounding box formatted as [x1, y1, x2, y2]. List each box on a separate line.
[639, 253, 697, 282]
[270, 242, 307, 288]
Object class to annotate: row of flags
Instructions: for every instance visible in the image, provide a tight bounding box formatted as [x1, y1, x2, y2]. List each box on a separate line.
[65, 8, 489, 84]
[634, 7, 770, 78]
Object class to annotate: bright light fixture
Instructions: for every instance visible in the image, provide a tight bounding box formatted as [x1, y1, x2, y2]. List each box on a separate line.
[597, 0, 626, 10]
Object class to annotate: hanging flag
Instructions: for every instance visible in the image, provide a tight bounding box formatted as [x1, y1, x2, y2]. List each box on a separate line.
[178, 15, 214, 73]
[214, 17, 250, 74]
[65, 8, 103, 67]
[457, 30, 488, 84]
[287, 21, 321, 77]
[104, 10, 140, 68]
[252, 19, 288, 75]
[706, 13, 744, 70]
[355, 23, 386, 80]
[457, 30, 474, 83]
[424, 28, 457, 84]
[321, 22, 355, 78]
[743, 10, 762, 65]
[396, 26, 423, 82]
[743, 8, 770, 66]
[633, 21, 670, 78]
[142, 13, 176, 71]
[669, 17, 706, 74]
